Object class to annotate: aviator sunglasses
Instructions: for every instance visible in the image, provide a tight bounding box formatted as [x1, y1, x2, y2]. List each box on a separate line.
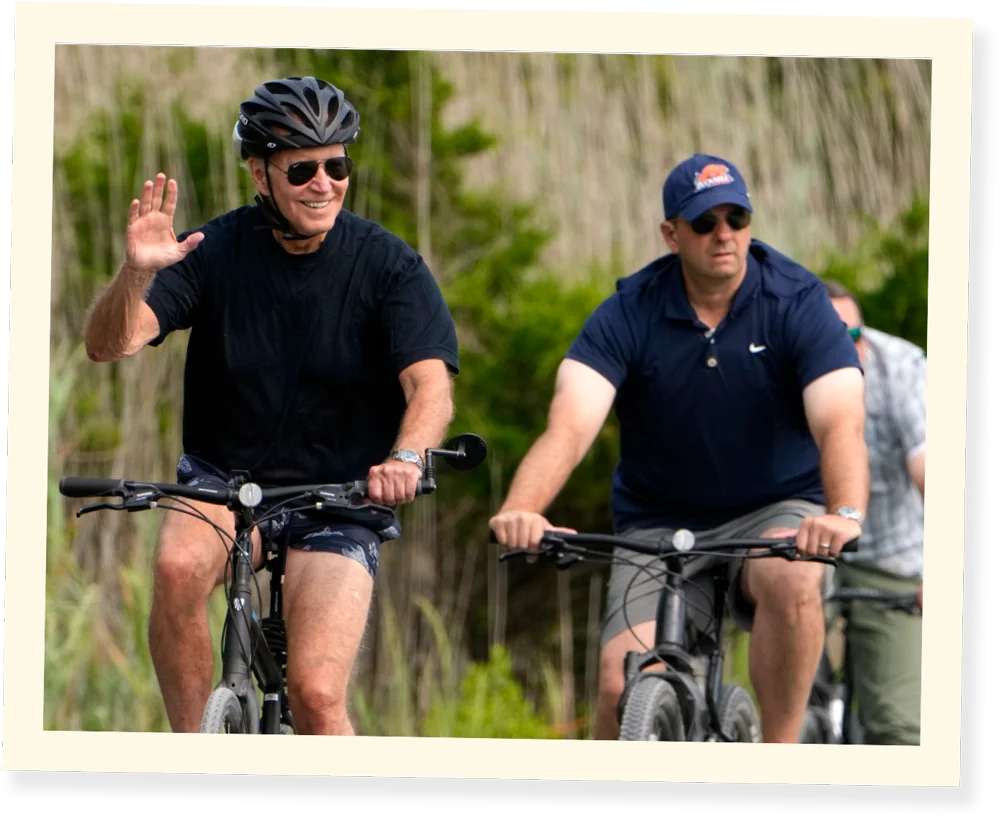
[687, 207, 752, 235]
[272, 155, 354, 186]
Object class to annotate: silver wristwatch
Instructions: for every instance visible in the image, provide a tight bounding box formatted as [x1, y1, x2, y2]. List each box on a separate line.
[832, 506, 864, 525]
[388, 448, 424, 472]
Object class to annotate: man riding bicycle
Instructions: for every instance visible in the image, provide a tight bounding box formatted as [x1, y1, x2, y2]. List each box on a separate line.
[82, 76, 459, 735]
[824, 279, 925, 745]
[489, 154, 869, 743]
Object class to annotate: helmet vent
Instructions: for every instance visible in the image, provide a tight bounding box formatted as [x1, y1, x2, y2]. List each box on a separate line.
[303, 86, 320, 117]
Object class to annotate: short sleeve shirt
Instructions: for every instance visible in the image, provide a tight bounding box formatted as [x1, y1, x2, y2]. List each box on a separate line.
[566, 239, 862, 532]
[144, 205, 459, 486]
[839, 327, 925, 577]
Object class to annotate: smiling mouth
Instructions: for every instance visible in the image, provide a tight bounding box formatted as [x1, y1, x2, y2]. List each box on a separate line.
[302, 201, 334, 210]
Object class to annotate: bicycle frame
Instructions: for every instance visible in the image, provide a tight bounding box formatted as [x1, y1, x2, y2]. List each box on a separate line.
[496, 529, 856, 743]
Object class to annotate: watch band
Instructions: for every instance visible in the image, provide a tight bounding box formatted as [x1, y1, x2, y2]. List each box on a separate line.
[388, 448, 424, 472]
[832, 506, 864, 525]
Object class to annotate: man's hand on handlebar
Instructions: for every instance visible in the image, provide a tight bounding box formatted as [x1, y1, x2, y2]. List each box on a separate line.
[488, 509, 576, 552]
[366, 460, 423, 506]
[795, 514, 863, 558]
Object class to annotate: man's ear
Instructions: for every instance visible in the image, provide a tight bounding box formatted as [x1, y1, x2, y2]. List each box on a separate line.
[660, 219, 680, 253]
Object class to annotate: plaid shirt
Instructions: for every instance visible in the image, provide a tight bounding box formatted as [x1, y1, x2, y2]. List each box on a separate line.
[841, 326, 926, 577]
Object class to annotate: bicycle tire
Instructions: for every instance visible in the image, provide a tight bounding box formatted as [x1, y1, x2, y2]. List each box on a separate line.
[716, 684, 761, 742]
[798, 707, 833, 744]
[619, 676, 686, 741]
[200, 687, 249, 734]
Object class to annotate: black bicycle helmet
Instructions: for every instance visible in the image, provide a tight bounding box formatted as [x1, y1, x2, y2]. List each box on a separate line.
[233, 76, 360, 240]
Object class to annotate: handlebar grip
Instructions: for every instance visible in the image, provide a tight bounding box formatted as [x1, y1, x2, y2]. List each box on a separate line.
[414, 478, 435, 497]
[840, 537, 860, 554]
[59, 477, 126, 498]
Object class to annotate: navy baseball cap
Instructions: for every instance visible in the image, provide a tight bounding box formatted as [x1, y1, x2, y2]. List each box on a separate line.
[662, 154, 753, 222]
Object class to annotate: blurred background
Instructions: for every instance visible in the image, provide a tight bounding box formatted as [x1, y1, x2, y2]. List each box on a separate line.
[47, 46, 930, 736]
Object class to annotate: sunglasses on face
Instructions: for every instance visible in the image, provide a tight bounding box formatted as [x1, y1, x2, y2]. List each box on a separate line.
[848, 326, 862, 342]
[272, 156, 354, 186]
[688, 207, 752, 235]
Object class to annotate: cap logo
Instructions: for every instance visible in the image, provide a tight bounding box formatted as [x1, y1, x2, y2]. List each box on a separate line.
[693, 163, 734, 192]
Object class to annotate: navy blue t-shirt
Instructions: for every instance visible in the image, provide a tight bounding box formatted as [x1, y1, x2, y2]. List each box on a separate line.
[144, 205, 459, 487]
[566, 239, 861, 532]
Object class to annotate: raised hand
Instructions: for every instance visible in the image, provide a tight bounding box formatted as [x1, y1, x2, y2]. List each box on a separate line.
[125, 173, 204, 274]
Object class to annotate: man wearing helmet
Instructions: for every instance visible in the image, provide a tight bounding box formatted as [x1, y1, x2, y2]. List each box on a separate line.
[83, 77, 459, 735]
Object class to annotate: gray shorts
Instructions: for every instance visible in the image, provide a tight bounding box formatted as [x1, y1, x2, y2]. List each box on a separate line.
[600, 499, 830, 647]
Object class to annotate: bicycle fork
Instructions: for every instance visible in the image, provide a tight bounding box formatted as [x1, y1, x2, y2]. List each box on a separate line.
[220, 523, 285, 732]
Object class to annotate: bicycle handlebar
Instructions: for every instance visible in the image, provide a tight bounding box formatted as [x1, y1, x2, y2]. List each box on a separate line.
[58, 434, 488, 514]
[489, 528, 859, 567]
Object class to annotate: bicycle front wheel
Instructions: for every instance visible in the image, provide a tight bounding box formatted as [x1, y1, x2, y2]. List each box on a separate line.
[200, 687, 249, 734]
[619, 677, 686, 741]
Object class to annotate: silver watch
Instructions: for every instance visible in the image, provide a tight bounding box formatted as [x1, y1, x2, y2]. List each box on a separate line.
[388, 448, 424, 472]
[832, 506, 864, 525]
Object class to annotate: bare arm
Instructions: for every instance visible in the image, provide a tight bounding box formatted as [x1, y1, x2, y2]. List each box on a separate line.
[84, 265, 162, 362]
[394, 358, 455, 454]
[803, 366, 869, 515]
[366, 358, 454, 506]
[490, 358, 617, 548]
[796, 366, 869, 555]
[907, 449, 925, 499]
[85, 173, 203, 362]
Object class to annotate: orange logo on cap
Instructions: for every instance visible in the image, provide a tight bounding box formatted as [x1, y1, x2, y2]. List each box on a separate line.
[694, 164, 735, 191]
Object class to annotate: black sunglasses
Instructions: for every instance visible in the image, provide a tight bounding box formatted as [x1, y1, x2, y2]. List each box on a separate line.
[272, 156, 354, 186]
[688, 207, 752, 235]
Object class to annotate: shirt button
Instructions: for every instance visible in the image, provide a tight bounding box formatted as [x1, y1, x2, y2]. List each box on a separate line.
[707, 356, 718, 368]
[704, 329, 714, 338]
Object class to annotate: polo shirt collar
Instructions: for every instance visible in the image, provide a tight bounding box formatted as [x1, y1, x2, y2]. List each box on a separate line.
[660, 241, 765, 322]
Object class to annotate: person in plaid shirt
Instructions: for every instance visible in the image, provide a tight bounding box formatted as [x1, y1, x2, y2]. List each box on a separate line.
[825, 279, 924, 745]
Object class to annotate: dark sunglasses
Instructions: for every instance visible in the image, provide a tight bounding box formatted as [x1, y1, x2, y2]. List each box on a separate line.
[848, 326, 862, 342]
[688, 207, 752, 235]
[272, 156, 354, 186]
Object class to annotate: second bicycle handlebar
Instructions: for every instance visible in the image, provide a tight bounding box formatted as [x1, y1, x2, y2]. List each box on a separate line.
[490, 528, 859, 564]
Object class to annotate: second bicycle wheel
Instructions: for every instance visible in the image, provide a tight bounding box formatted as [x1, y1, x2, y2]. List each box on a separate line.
[716, 684, 761, 742]
[619, 676, 686, 741]
[200, 687, 249, 734]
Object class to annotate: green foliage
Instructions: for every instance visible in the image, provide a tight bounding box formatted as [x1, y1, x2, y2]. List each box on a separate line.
[422, 645, 556, 739]
[819, 191, 929, 351]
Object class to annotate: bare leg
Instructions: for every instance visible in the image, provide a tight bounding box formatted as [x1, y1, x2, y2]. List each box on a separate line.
[283, 550, 374, 736]
[593, 621, 658, 740]
[741, 527, 826, 743]
[147, 502, 258, 733]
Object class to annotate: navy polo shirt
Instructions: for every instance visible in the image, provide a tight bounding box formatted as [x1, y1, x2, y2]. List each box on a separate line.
[566, 239, 861, 533]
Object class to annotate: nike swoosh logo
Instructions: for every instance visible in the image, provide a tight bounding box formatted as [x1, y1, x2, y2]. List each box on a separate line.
[749, 344, 766, 353]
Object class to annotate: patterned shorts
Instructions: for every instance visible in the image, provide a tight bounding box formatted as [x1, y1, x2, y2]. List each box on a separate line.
[176, 454, 387, 579]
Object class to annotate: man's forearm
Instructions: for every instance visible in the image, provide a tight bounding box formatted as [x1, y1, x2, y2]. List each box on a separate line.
[85, 262, 155, 362]
[392, 379, 454, 457]
[818, 421, 870, 516]
[499, 427, 584, 515]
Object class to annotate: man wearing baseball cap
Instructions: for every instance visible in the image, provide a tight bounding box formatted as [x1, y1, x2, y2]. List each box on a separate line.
[490, 153, 868, 742]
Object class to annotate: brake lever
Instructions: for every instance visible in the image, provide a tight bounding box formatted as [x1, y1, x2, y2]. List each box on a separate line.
[76, 501, 125, 517]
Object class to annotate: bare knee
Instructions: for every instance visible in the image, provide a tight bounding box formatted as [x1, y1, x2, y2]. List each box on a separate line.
[747, 561, 824, 626]
[289, 670, 348, 726]
[153, 530, 220, 602]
